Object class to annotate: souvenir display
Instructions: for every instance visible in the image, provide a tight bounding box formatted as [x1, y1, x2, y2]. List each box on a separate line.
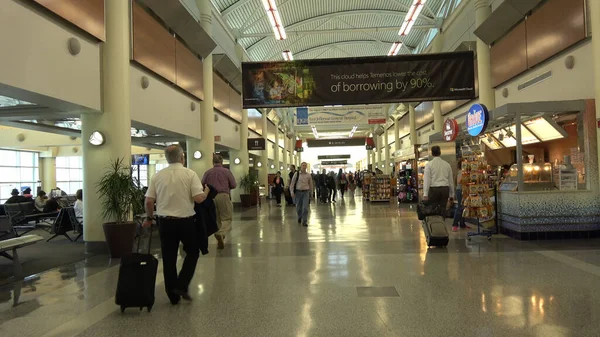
[370, 175, 391, 202]
[459, 151, 496, 224]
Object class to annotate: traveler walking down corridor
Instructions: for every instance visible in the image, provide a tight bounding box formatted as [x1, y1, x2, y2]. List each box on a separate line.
[290, 162, 313, 226]
[423, 145, 454, 216]
[202, 155, 236, 249]
[143, 144, 210, 304]
[273, 171, 285, 207]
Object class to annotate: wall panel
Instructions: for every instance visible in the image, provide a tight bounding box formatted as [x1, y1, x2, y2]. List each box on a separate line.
[132, 3, 176, 83]
[175, 40, 204, 100]
[213, 76, 230, 115]
[33, 0, 105, 40]
[491, 21, 527, 87]
[526, 0, 585, 68]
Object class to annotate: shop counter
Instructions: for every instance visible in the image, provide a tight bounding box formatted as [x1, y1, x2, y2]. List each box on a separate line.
[498, 189, 600, 239]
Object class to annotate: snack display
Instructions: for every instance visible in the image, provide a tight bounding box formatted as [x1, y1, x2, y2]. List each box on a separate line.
[370, 175, 391, 202]
[459, 151, 496, 224]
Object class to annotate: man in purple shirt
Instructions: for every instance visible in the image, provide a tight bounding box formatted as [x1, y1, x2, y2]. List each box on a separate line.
[202, 155, 236, 249]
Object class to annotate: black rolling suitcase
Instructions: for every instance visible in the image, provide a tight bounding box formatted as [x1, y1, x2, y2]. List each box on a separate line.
[116, 225, 158, 313]
[422, 215, 449, 248]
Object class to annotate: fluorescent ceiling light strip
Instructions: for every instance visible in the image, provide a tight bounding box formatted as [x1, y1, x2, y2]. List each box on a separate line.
[388, 42, 402, 56]
[398, 0, 427, 36]
[282, 50, 293, 60]
[262, 0, 287, 40]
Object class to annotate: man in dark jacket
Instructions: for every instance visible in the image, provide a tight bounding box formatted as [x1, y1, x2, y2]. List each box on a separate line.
[5, 189, 28, 204]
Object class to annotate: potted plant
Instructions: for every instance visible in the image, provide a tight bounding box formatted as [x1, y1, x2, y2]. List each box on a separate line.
[239, 172, 259, 207]
[96, 158, 143, 258]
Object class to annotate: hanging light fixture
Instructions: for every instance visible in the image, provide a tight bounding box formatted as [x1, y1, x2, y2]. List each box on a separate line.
[282, 50, 293, 61]
[399, 0, 427, 36]
[262, 0, 287, 40]
[387, 42, 403, 56]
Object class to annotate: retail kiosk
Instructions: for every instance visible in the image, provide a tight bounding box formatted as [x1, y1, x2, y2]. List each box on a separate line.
[431, 100, 600, 239]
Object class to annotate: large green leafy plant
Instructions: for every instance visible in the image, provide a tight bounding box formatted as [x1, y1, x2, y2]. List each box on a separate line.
[239, 172, 259, 194]
[96, 158, 143, 224]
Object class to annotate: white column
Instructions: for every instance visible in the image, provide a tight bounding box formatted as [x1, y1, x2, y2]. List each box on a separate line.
[384, 127, 390, 174]
[432, 34, 444, 132]
[394, 118, 401, 152]
[409, 104, 417, 147]
[376, 135, 381, 171]
[40, 157, 56, 192]
[186, 139, 203, 176]
[148, 163, 156, 186]
[231, 109, 250, 204]
[367, 151, 371, 169]
[81, 0, 131, 245]
[282, 135, 288, 172]
[590, 0, 600, 185]
[196, 0, 214, 171]
[274, 125, 280, 171]
[259, 111, 269, 188]
[475, 0, 495, 109]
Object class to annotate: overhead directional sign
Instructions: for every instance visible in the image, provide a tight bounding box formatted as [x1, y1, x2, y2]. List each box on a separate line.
[318, 155, 351, 160]
[307, 138, 365, 147]
[247, 138, 266, 150]
[322, 160, 348, 165]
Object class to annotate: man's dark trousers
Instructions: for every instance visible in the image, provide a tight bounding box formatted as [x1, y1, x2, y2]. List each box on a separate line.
[157, 217, 199, 302]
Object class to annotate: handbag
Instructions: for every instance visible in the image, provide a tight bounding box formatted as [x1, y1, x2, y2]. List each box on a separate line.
[417, 202, 441, 220]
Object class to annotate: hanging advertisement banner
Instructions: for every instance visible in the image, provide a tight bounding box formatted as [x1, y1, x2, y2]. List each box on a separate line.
[242, 51, 475, 108]
[295, 105, 385, 126]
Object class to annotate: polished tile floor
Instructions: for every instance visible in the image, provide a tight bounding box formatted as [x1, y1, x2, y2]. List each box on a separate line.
[2, 193, 600, 337]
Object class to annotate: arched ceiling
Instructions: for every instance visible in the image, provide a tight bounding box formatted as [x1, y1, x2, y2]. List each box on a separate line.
[212, 0, 457, 61]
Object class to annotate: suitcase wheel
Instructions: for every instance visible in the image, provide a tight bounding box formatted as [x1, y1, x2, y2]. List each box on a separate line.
[147, 305, 153, 312]
[120, 306, 126, 313]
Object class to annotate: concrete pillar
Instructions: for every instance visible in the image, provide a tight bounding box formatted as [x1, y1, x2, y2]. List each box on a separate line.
[274, 125, 280, 172]
[590, 0, 600, 185]
[282, 135, 288, 172]
[81, 0, 131, 247]
[40, 157, 56, 192]
[196, 0, 214, 171]
[474, 0, 495, 109]
[148, 163, 156, 185]
[432, 34, 444, 132]
[186, 139, 203, 176]
[367, 150, 371, 169]
[231, 110, 250, 204]
[409, 104, 417, 146]
[376, 136, 381, 171]
[394, 117, 401, 152]
[259, 111, 268, 188]
[384, 127, 390, 174]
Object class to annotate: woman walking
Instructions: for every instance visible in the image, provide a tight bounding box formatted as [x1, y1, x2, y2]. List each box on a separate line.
[273, 171, 285, 207]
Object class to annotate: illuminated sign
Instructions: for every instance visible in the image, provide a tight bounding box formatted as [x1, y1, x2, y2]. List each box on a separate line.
[466, 103, 489, 137]
[443, 118, 459, 142]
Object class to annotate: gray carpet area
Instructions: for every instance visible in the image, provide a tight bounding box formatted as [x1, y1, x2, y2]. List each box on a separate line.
[0, 229, 93, 286]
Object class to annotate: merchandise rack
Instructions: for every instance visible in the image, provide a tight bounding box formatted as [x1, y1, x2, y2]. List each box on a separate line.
[370, 174, 391, 202]
[362, 173, 372, 201]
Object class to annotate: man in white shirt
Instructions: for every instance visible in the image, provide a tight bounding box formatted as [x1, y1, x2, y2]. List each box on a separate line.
[423, 145, 454, 214]
[143, 144, 210, 305]
[290, 162, 313, 226]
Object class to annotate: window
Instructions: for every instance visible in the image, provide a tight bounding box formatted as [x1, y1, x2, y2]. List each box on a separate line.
[132, 165, 148, 187]
[155, 163, 168, 172]
[0, 149, 40, 203]
[56, 156, 83, 195]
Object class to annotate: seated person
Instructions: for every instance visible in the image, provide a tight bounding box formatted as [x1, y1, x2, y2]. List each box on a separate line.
[4, 189, 28, 204]
[43, 197, 61, 213]
[35, 190, 48, 212]
[74, 189, 83, 218]
[56, 187, 67, 197]
[22, 188, 34, 199]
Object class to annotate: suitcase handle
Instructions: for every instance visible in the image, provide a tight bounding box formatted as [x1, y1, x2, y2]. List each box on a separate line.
[136, 222, 153, 254]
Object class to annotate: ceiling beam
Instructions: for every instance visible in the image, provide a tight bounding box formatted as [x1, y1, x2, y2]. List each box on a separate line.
[221, 0, 254, 17]
[240, 24, 434, 38]
[246, 9, 433, 51]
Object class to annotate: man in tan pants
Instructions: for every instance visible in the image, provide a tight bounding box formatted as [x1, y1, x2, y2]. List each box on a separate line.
[202, 155, 236, 249]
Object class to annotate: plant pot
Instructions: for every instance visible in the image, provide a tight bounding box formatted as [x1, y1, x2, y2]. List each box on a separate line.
[240, 194, 252, 207]
[250, 190, 259, 206]
[102, 222, 137, 258]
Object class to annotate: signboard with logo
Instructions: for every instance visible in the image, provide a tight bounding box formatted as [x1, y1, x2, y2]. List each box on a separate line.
[242, 51, 476, 108]
[295, 105, 385, 126]
[307, 138, 365, 148]
[365, 137, 375, 150]
[466, 104, 489, 137]
[247, 138, 266, 150]
[443, 118, 460, 142]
